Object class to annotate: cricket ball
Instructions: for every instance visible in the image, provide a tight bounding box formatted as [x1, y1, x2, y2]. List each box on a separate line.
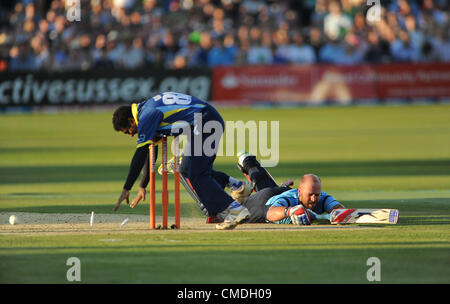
[9, 215, 18, 225]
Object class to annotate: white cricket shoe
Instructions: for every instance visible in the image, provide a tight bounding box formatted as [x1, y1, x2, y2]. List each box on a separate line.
[216, 201, 251, 230]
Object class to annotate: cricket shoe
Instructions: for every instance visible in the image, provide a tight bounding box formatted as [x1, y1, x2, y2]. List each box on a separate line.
[236, 151, 259, 174]
[216, 202, 251, 230]
[230, 180, 254, 204]
[158, 154, 183, 175]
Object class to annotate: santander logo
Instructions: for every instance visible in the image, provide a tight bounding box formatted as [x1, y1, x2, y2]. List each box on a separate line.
[221, 73, 239, 89]
[220, 72, 299, 89]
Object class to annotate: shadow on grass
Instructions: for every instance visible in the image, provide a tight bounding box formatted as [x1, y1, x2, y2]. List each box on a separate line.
[1, 198, 449, 225]
[1, 247, 449, 283]
[1, 158, 449, 184]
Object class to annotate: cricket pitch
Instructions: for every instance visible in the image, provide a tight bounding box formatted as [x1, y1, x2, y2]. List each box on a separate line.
[0, 212, 380, 235]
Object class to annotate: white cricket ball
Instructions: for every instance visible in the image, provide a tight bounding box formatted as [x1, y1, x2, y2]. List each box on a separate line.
[9, 215, 18, 225]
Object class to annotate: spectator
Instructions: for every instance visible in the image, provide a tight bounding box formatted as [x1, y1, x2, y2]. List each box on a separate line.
[142, 0, 159, 24]
[119, 37, 145, 69]
[390, 30, 421, 62]
[31, 35, 51, 70]
[242, 0, 266, 16]
[237, 24, 250, 45]
[308, 27, 325, 59]
[319, 38, 346, 64]
[64, 45, 91, 71]
[311, 0, 329, 27]
[404, 14, 424, 49]
[235, 39, 250, 65]
[22, 18, 36, 42]
[38, 19, 51, 44]
[246, 28, 273, 65]
[178, 38, 201, 68]
[274, 29, 290, 63]
[353, 12, 368, 40]
[2, 0, 449, 71]
[52, 44, 69, 71]
[323, 1, 352, 40]
[340, 0, 361, 18]
[143, 31, 159, 66]
[192, 31, 213, 67]
[338, 42, 364, 65]
[172, 54, 187, 69]
[322, 30, 363, 65]
[24, 3, 38, 25]
[420, 0, 448, 28]
[223, 33, 239, 59]
[211, 8, 227, 39]
[389, 0, 421, 22]
[159, 31, 179, 67]
[91, 34, 107, 63]
[436, 30, 450, 62]
[364, 30, 390, 63]
[208, 36, 236, 67]
[9, 43, 36, 71]
[285, 32, 316, 64]
[9, 3, 26, 27]
[106, 35, 123, 68]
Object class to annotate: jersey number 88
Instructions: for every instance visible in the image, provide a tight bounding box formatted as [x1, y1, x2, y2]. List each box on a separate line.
[162, 92, 192, 105]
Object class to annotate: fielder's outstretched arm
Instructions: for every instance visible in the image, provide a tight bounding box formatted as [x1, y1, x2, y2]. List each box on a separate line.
[114, 144, 149, 211]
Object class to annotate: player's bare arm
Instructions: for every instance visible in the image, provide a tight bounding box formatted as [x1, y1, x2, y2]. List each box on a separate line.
[266, 206, 288, 222]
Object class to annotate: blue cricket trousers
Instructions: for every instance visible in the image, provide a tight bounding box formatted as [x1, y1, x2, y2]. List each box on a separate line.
[179, 103, 234, 215]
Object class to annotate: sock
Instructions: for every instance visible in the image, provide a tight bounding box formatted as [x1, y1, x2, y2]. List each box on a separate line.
[227, 177, 243, 191]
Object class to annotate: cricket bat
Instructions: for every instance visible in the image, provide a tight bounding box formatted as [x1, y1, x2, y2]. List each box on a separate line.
[314, 209, 399, 224]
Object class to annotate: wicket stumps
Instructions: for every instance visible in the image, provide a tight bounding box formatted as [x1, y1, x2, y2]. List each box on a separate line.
[149, 136, 180, 229]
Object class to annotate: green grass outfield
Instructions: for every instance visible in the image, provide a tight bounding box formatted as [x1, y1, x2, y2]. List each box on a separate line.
[0, 104, 449, 284]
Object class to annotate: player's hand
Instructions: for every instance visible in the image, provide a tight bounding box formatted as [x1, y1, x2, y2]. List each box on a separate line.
[288, 205, 312, 225]
[113, 189, 130, 211]
[130, 187, 146, 208]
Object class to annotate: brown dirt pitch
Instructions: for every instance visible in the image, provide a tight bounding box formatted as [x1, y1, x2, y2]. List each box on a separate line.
[0, 212, 377, 236]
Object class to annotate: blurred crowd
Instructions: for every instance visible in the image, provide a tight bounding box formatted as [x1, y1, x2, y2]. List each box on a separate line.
[1, 0, 449, 72]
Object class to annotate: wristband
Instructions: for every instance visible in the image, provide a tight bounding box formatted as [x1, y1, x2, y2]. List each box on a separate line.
[284, 207, 290, 218]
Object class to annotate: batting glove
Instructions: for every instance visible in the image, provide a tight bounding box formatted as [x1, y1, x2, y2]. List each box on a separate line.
[287, 205, 312, 225]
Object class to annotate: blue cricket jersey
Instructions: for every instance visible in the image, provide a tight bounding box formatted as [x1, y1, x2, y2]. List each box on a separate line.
[265, 189, 341, 224]
[132, 92, 208, 148]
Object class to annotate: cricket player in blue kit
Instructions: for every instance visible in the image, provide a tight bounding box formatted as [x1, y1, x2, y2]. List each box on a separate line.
[236, 152, 345, 225]
[264, 184, 342, 224]
[112, 92, 251, 230]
